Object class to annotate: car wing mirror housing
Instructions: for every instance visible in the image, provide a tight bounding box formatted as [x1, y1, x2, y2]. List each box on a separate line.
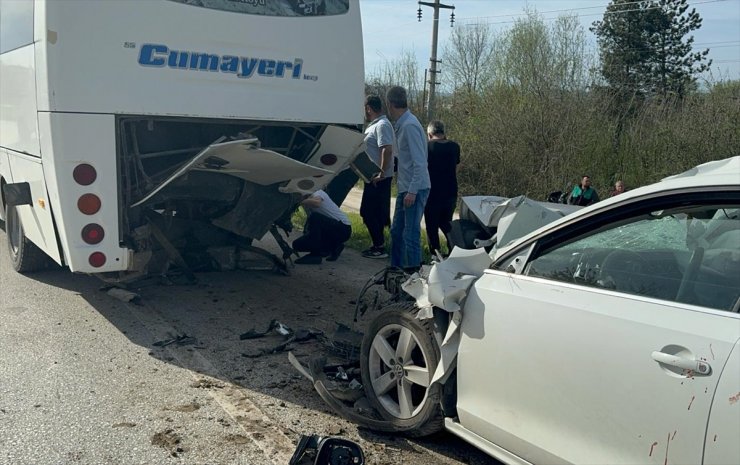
[289, 434, 365, 465]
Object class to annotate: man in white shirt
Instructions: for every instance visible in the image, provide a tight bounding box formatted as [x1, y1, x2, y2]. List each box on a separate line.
[292, 190, 352, 264]
[360, 95, 394, 259]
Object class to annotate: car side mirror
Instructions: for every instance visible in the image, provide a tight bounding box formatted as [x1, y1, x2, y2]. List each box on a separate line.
[290, 434, 365, 465]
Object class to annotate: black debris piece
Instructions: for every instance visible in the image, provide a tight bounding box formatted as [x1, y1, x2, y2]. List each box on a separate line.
[239, 319, 293, 340]
[153, 334, 197, 348]
[289, 434, 365, 465]
[324, 324, 363, 361]
[241, 322, 323, 358]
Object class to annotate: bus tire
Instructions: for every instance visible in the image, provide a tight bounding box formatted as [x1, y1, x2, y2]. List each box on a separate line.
[5, 205, 48, 273]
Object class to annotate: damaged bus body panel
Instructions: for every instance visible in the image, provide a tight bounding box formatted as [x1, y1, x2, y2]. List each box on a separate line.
[1, 0, 365, 277]
[115, 118, 365, 281]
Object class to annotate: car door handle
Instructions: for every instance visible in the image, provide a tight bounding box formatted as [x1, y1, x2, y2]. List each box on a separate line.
[651, 351, 712, 376]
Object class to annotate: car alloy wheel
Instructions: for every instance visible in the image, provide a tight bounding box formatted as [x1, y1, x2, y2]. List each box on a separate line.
[368, 323, 432, 419]
[360, 303, 445, 437]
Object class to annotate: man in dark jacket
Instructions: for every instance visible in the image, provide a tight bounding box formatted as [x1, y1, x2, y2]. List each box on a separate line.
[424, 120, 460, 256]
[567, 176, 600, 206]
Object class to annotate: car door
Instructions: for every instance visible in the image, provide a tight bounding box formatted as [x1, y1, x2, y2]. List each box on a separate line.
[456, 191, 740, 465]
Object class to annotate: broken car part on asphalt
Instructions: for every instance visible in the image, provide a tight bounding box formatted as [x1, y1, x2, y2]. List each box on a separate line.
[152, 334, 197, 348]
[106, 287, 142, 304]
[289, 434, 365, 465]
[241, 320, 323, 358]
[289, 353, 427, 435]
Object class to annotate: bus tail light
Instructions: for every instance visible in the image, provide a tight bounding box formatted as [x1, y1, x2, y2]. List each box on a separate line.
[73, 164, 97, 185]
[77, 194, 101, 215]
[81, 224, 104, 244]
[89, 252, 106, 268]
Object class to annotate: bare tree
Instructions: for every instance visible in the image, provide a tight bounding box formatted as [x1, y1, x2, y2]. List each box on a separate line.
[442, 23, 496, 94]
[366, 50, 425, 117]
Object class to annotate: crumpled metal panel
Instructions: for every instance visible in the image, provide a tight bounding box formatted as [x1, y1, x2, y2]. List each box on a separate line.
[402, 247, 492, 385]
[211, 182, 294, 240]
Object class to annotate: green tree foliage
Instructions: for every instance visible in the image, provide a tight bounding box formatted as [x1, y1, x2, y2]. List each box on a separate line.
[366, 10, 735, 202]
[592, 0, 711, 98]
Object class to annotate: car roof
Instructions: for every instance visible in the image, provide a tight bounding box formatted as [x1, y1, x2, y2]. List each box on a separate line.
[493, 156, 740, 260]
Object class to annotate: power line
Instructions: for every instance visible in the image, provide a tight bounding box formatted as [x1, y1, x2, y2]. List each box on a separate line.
[458, 0, 733, 26]
[456, 0, 648, 21]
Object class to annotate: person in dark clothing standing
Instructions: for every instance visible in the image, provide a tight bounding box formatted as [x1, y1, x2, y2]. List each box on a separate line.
[567, 175, 600, 206]
[424, 120, 460, 257]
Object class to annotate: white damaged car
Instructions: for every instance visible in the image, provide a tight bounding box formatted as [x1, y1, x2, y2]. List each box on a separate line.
[348, 157, 740, 465]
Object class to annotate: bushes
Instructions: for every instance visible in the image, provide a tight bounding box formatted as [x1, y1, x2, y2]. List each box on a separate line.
[441, 84, 738, 199]
[435, 12, 738, 198]
[367, 11, 738, 200]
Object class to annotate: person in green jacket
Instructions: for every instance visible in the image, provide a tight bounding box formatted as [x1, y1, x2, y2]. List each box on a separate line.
[567, 175, 600, 206]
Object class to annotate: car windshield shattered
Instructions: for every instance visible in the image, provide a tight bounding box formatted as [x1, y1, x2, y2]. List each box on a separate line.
[529, 205, 740, 311]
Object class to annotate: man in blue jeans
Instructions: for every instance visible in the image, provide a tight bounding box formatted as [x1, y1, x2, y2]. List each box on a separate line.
[385, 86, 431, 272]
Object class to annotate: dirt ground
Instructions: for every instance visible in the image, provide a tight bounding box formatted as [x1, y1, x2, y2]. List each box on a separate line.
[115, 232, 499, 464]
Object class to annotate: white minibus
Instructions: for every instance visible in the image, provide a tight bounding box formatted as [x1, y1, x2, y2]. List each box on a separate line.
[0, 0, 365, 280]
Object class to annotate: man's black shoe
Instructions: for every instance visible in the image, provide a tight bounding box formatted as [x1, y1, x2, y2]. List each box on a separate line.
[326, 244, 344, 262]
[362, 246, 388, 259]
[295, 253, 322, 265]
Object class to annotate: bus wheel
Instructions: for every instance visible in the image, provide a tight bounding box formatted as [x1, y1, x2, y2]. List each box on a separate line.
[5, 205, 48, 273]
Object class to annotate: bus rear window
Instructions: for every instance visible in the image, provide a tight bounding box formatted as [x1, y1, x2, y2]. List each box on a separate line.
[168, 0, 349, 16]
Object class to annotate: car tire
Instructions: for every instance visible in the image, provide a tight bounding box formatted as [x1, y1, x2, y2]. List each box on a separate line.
[360, 302, 444, 437]
[6, 204, 48, 273]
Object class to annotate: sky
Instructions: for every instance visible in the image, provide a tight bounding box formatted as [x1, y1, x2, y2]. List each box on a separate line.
[359, 0, 740, 83]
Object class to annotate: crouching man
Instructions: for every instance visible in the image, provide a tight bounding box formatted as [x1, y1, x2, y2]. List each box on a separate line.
[293, 189, 352, 265]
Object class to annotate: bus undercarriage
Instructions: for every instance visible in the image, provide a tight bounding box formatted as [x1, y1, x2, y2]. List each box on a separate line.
[104, 116, 363, 284]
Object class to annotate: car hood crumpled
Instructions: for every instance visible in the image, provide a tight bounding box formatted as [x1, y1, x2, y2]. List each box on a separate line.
[402, 195, 580, 386]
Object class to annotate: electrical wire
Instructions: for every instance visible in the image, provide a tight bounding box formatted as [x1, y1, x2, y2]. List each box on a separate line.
[458, 0, 734, 26]
[455, 0, 649, 21]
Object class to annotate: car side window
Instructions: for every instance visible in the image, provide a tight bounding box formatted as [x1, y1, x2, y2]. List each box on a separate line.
[525, 203, 740, 312]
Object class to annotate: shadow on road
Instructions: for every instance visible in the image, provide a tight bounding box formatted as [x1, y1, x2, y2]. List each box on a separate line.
[18, 238, 497, 464]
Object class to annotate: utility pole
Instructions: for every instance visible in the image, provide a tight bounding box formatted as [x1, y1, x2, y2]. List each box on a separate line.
[418, 0, 455, 121]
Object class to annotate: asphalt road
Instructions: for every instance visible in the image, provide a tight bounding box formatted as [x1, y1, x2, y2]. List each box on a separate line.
[0, 223, 498, 465]
[0, 231, 273, 464]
